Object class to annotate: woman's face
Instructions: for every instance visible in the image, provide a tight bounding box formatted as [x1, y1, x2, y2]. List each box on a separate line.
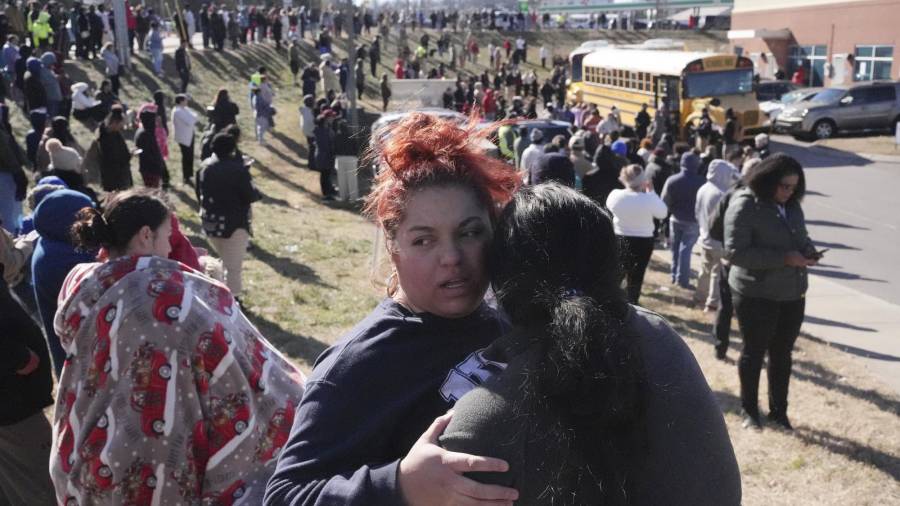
[775, 173, 800, 205]
[390, 185, 492, 319]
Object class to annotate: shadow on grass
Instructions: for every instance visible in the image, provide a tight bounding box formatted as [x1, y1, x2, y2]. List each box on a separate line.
[792, 356, 900, 416]
[248, 243, 335, 289]
[242, 306, 329, 365]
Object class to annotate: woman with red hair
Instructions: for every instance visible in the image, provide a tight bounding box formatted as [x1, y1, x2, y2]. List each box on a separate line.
[265, 114, 521, 505]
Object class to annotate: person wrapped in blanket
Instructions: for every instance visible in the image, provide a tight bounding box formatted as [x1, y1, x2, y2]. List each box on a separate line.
[50, 188, 305, 505]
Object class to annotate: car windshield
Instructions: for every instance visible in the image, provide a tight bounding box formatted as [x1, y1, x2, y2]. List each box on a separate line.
[780, 90, 810, 104]
[684, 69, 754, 98]
[809, 88, 845, 103]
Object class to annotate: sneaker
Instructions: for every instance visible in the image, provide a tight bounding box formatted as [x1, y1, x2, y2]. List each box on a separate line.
[322, 194, 336, 202]
[767, 412, 794, 431]
[742, 409, 763, 431]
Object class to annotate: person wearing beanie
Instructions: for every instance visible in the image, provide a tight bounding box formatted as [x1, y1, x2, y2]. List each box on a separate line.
[661, 151, 706, 289]
[519, 128, 545, 177]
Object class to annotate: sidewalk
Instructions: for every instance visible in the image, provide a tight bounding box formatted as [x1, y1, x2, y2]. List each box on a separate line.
[652, 250, 900, 395]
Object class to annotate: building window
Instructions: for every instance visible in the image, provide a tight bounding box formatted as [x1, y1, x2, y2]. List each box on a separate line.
[854, 45, 893, 81]
[789, 45, 827, 86]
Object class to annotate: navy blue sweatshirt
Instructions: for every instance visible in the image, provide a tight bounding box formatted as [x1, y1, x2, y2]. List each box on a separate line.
[264, 298, 508, 505]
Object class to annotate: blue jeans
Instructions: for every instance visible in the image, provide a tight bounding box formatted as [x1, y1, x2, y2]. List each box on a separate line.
[669, 220, 699, 287]
[151, 48, 163, 74]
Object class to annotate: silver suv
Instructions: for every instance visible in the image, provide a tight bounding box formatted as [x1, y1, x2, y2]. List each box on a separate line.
[775, 81, 900, 140]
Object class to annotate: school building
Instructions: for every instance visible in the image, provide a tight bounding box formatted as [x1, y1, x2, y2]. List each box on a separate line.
[727, 0, 900, 86]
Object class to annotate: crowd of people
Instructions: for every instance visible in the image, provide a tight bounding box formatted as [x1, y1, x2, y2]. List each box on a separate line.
[0, 1, 825, 504]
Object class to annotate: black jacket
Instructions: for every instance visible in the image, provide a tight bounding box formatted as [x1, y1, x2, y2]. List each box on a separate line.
[97, 123, 133, 191]
[0, 266, 54, 426]
[135, 109, 165, 176]
[197, 154, 260, 238]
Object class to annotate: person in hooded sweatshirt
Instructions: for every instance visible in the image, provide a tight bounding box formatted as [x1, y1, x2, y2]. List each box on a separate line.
[23, 57, 46, 113]
[31, 189, 97, 376]
[583, 142, 626, 207]
[693, 158, 740, 312]
[25, 109, 47, 169]
[661, 151, 706, 289]
[39, 51, 63, 118]
[135, 107, 168, 188]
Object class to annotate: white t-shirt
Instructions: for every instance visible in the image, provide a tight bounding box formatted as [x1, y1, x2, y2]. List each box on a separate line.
[172, 106, 199, 147]
[606, 189, 668, 238]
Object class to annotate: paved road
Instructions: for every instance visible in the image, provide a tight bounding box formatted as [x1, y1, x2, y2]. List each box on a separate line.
[771, 135, 900, 393]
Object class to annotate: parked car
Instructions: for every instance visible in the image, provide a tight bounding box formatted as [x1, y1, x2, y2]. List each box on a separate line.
[761, 87, 822, 125]
[756, 80, 799, 103]
[775, 81, 900, 139]
[505, 119, 573, 155]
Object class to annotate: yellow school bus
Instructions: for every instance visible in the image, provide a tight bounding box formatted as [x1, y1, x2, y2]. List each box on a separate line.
[569, 48, 764, 140]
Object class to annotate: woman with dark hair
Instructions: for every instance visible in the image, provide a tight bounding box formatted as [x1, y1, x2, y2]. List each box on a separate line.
[724, 153, 818, 431]
[441, 183, 741, 505]
[209, 88, 239, 133]
[51, 188, 305, 504]
[96, 105, 133, 192]
[265, 113, 521, 505]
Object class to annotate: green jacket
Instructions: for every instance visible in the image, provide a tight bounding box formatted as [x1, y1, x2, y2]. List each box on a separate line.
[724, 187, 814, 301]
[497, 124, 515, 161]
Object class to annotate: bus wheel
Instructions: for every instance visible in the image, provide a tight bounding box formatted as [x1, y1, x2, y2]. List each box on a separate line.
[813, 120, 835, 140]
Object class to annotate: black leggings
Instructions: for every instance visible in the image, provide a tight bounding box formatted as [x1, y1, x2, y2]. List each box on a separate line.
[618, 235, 655, 305]
[733, 294, 805, 416]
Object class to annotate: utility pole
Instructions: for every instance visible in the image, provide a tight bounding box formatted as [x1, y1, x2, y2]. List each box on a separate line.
[343, 0, 359, 130]
[113, 0, 131, 70]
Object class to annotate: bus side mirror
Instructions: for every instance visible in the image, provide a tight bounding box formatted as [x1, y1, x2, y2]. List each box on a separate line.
[840, 96, 853, 106]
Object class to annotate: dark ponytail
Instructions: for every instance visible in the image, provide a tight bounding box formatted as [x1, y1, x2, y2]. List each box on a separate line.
[490, 183, 645, 504]
[71, 189, 170, 254]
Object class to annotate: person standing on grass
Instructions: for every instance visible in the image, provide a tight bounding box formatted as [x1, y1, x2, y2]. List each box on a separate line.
[175, 39, 191, 93]
[380, 74, 391, 112]
[135, 107, 168, 189]
[253, 82, 275, 146]
[693, 157, 739, 312]
[96, 106, 132, 192]
[172, 94, 199, 186]
[313, 111, 337, 201]
[288, 38, 302, 85]
[197, 132, 261, 301]
[299, 94, 317, 170]
[100, 42, 120, 96]
[724, 153, 817, 432]
[146, 21, 163, 76]
[606, 164, 669, 305]
[264, 112, 521, 506]
[661, 151, 705, 289]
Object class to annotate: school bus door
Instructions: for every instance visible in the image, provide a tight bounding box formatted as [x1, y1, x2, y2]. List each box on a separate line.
[654, 76, 681, 137]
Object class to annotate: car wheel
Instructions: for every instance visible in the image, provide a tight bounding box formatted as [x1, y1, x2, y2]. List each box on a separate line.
[105, 307, 117, 322]
[813, 120, 835, 139]
[104, 358, 112, 374]
[165, 305, 181, 320]
[98, 465, 112, 478]
[146, 475, 157, 488]
[97, 414, 109, 428]
[233, 486, 246, 499]
[159, 364, 172, 379]
[66, 498, 78, 506]
[234, 420, 248, 433]
[152, 419, 166, 435]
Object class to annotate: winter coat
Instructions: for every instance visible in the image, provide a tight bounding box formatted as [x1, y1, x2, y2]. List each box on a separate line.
[31, 189, 97, 374]
[135, 109, 166, 177]
[23, 57, 46, 111]
[724, 187, 816, 301]
[50, 255, 305, 505]
[197, 154, 260, 238]
[661, 152, 705, 224]
[39, 51, 62, 102]
[97, 123, 132, 192]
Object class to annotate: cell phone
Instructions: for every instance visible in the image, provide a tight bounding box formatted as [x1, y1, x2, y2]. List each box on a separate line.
[811, 248, 829, 259]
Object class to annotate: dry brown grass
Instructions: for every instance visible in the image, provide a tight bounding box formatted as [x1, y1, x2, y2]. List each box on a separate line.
[19, 29, 898, 504]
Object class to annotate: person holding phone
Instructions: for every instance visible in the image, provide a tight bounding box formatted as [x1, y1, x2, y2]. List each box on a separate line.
[724, 153, 818, 431]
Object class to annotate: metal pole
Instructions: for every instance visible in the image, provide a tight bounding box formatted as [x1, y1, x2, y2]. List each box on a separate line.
[113, 0, 131, 69]
[344, 0, 358, 129]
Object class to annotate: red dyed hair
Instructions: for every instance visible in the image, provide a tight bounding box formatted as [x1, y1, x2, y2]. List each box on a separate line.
[364, 113, 520, 238]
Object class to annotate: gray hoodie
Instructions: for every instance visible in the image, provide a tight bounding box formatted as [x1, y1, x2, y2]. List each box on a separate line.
[39, 52, 62, 102]
[695, 159, 738, 249]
